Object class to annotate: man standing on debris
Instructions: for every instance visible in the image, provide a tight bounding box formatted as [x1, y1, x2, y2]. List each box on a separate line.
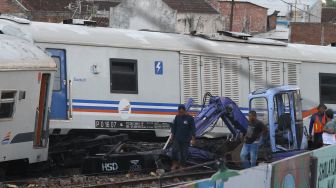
[309, 104, 327, 149]
[170, 104, 196, 171]
[240, 111, 265, 169]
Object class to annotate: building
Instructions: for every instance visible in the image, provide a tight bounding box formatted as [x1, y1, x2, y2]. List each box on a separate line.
[290, 22, 336, 45]
[110, 0, 226, 34]
[226, 0, 322, 23]
[321, 7, 336, 22]
[0, 0, 119, 27]
[0, 0, 26, 17]
[207, 0, 268, 34]
[289, 1, 336, 45]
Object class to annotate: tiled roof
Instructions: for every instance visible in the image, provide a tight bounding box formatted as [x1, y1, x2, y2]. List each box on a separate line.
[92, 16, 109, 26]
[21, 0, 71, 11]
[322, 7, 336, 23]
[219, 1, 268, 10]
[163, 0, 219, 14]
[21, 0, 120, 11]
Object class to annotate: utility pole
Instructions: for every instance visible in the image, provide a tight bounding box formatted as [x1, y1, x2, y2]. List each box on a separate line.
[230, 0, 235, 31]
[294, 0, 297, 22]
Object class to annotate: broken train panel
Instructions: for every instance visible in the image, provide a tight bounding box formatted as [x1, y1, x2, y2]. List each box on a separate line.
[0, 34, 55, 166]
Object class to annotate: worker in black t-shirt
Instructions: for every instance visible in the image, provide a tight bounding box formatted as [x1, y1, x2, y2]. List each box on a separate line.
[240, 111, 265, 169]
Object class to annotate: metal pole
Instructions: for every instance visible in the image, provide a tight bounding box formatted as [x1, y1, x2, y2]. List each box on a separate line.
[230, 0, 235, 31]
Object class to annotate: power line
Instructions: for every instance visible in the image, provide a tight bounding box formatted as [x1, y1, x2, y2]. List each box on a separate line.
[278, 0, 321, 19]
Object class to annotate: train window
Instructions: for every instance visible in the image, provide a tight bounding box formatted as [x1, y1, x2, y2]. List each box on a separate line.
[320, 73, 336, 104]
[0, 91, 16, 119]
[110, 59, 138, 94]
[52, 57, 61, 91]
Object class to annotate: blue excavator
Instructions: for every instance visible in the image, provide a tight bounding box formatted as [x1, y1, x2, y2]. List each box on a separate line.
[164, 85, 308, 167]
[81, 86, 309, 174]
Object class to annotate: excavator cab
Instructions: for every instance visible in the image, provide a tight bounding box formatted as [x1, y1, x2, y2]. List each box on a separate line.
[249, 86, 307, 156]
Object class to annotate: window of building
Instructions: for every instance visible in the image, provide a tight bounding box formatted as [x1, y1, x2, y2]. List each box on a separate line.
[320, 73, 336, 104]
[52, 57, 61, 91]
[110, 59, 138, 94]
[0, 91, 16, 119]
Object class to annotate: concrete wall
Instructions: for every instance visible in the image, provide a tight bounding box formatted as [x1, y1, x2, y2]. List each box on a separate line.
[109, 0, 226, 34]
[216, 2, 268, 34]
[109, 0, 176, 32]
[183, 145, 336, 188]
[290, 22, 336, 45]
[176, 13, 226, 34]
[306, 0, 322, 23]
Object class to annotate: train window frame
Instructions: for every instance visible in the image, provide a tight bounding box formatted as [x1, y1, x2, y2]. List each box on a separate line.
[52, 56, 62, 91]
[319, 73, 336, 104]
[110, 58, 138, 94]
[0, 90, 17, 120]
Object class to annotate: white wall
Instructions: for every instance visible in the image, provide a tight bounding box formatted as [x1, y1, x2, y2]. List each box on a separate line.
[176, 13, 226, 34]
[109, 0, 176, 32]
[109, 0, 226, 34]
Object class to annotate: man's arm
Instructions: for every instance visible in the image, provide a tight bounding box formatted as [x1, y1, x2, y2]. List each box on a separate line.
[309, 115, 315, 135]
[171, 116, 177, 138]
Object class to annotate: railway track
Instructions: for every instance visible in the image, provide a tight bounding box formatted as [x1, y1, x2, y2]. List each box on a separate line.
[83, 170, 216, 188]
[0, 170, 215, 188]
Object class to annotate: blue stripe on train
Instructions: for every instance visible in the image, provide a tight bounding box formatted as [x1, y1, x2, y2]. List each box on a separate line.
[72, 99, 251, 114]
[72, 99, 179, 107]
[131, 108, 177, 112]
[72, 105, 118, 110]
[73, 99, 119, 104]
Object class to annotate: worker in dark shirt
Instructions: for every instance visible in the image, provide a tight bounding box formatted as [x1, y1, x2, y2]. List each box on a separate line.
[170, 104, 196, 171]
[240, 111, 265, 169]
[309, 104, 327, 149]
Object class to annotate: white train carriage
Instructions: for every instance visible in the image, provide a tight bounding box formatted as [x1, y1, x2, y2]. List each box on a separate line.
[0, 33, 55, 172]
[1, 16, 336, 137]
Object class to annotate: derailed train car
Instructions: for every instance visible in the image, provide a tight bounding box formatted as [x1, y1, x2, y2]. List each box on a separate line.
[0, 32, 55, 176]
[0, 15, 336, 139]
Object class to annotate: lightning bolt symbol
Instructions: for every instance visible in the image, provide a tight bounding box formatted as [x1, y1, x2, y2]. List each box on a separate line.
[156, 62, 161, 73]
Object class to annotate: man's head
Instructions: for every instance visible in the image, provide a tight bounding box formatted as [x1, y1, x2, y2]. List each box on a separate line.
[178, 104, 187, 115]
[248, 111, 257, 122]
[317, 103, 327, 115]
[326, 109, 334, 120]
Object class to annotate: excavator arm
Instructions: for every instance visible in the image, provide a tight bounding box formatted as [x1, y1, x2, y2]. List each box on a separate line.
[164, 94, 249, 150]
[190, 95, 249, 137]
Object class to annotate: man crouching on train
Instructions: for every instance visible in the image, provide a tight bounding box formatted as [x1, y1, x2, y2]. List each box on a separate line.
[170, 104, 196, 171]
[240, 111, 265, 169]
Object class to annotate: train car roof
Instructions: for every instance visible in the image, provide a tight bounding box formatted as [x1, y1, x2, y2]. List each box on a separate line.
[1, 17, 335, 64]
[0, 34, 55, 71]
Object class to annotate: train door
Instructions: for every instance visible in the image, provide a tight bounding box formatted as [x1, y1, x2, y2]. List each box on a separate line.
[46, 49, 68, 120]
[34, 73, 51, 147]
